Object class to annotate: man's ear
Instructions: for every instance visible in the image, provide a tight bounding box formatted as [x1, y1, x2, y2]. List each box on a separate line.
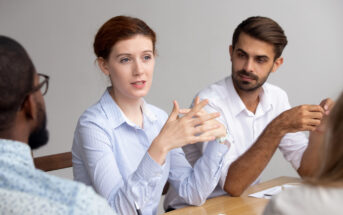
[229, 45, 233, 61]
[97, 57, 110, 76]
[271, 57, 284, 73]
[22, 94, 37, 120]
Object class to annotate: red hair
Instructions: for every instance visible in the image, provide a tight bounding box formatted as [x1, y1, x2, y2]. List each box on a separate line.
[93, 16, 156, 59]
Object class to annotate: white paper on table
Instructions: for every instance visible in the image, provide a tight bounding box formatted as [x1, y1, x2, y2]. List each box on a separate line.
[248, 183, 300, 199]
[248, 186, 282, 199]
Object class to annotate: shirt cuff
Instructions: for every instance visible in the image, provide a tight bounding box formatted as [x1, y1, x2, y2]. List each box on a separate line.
[203, 140, 230, 163]
[135, 152, 164, 179]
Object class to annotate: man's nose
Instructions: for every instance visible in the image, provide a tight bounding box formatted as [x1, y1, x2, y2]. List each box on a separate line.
[243, 58, 254, 72]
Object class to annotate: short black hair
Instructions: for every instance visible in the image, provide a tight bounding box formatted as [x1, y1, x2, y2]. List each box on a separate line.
[0, 36, 35, 130]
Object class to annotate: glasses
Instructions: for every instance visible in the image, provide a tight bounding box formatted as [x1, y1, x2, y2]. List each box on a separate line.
[31, 73, 49, 96]
[18, 73, 49, 110]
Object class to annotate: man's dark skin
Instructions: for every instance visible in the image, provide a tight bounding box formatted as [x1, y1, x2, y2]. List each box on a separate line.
[0, 72, 48, 150]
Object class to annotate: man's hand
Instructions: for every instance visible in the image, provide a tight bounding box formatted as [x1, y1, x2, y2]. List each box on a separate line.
[272, 105, 325, 135]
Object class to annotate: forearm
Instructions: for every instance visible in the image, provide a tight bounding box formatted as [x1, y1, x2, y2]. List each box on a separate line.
[298, 98, 333, 177]
[170, 142, 229, 206]
[297, 130, 325, 177]
[108, 152, 164, 214]
[224, 123, 285, 196]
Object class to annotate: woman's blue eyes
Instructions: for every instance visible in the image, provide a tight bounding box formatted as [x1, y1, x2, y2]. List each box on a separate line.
[143, 55, 152, 60]
[120, 58, 130, 63]
[119, 55, 152, 63]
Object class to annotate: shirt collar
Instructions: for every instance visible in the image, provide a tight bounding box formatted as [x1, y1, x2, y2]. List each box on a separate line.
[258, 85, 273, 114]
[226, 77, 247, 116]
[141, 101, 158, 122]
[0, 139, 34, 169]
[226, 76, 272, 116]
[99, 88, 157, 129]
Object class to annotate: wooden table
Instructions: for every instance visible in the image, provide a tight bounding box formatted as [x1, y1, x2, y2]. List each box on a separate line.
[164, 176, 301, 215]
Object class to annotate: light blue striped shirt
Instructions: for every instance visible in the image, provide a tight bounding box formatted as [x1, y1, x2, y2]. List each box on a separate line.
[0, 139, 116, 215]
[72, 89, 229, 215]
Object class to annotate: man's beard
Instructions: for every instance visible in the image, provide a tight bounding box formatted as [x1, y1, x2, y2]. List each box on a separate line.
[28, 104, 49, 150]
[232, 67, 271, 92]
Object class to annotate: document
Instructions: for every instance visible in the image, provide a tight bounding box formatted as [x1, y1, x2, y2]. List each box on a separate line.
[248, 183, 299, 199]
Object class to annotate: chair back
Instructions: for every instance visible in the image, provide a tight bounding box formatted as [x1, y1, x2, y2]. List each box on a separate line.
[34, 152, 72, 172]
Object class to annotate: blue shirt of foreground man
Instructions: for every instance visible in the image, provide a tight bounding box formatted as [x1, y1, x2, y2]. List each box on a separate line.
[165, 16, 334, 209]
[0, 36, 116, 215]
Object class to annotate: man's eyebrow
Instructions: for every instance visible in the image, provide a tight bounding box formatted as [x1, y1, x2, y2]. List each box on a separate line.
[256, 55, 270, 60]
[236, 48, 248, 55]
[237, 48, 270, 60]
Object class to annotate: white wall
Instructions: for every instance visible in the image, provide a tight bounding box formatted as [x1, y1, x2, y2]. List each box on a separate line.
[1, 0, 342, 194]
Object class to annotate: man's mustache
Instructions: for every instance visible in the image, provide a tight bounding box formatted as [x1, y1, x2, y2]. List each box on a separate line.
[238, 70, 258, 80]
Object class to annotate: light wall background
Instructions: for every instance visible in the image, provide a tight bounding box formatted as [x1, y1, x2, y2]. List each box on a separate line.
[1, 0, 342, 211]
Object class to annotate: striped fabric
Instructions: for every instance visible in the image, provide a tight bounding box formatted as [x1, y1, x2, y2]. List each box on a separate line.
[72, 88, 229, 215]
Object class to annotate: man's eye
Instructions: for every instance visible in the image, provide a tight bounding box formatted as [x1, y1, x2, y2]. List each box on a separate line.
[256, 57, 267, 63]
[237, 52, 245, 58]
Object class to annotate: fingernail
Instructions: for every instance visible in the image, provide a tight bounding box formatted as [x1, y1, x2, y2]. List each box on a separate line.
[324, 105, 328, 110]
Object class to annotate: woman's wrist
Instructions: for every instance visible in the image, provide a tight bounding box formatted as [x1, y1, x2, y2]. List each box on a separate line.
[148, 138, 169, 165]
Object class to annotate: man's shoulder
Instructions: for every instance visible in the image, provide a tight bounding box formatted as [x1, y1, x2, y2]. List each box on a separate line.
[197, 77, 230, 101]
[33, 169, 89, 200]
[0, 167, 114, 214]
[263, 82, 288, 98]
[29, 171, 114, 214]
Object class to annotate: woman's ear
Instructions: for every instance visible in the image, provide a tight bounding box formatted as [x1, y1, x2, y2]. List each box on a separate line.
[97, 57, 110, 76]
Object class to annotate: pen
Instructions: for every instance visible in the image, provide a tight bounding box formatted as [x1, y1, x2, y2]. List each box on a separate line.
[134, 201, 142, 215]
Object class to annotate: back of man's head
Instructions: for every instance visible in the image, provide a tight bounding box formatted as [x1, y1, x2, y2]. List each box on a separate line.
[232, 16, 288, 60]
[0, 36, 35, 131]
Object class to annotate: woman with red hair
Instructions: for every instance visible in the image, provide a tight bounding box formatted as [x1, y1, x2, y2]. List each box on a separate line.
[72, 16, 230, 214]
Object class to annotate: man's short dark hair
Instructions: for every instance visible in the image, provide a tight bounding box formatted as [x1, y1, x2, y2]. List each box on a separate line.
[232, 16, 288, 59]
[0, 36, 35, 130]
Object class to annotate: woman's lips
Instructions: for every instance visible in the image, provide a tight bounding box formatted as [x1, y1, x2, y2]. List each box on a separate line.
[131, 81, 146, 89]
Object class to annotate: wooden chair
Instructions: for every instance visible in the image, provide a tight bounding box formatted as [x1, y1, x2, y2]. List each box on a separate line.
[34, 152, 72, 172]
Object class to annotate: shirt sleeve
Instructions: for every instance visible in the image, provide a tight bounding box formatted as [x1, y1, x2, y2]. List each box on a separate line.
[73, 119, 164, 214]
[73, 184, 117, 215]
[182, 97, 235, 192]
[168, 139, 229, 206]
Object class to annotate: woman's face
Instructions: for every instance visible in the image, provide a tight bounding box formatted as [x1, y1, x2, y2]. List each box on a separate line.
[100, 35, 155, 102]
